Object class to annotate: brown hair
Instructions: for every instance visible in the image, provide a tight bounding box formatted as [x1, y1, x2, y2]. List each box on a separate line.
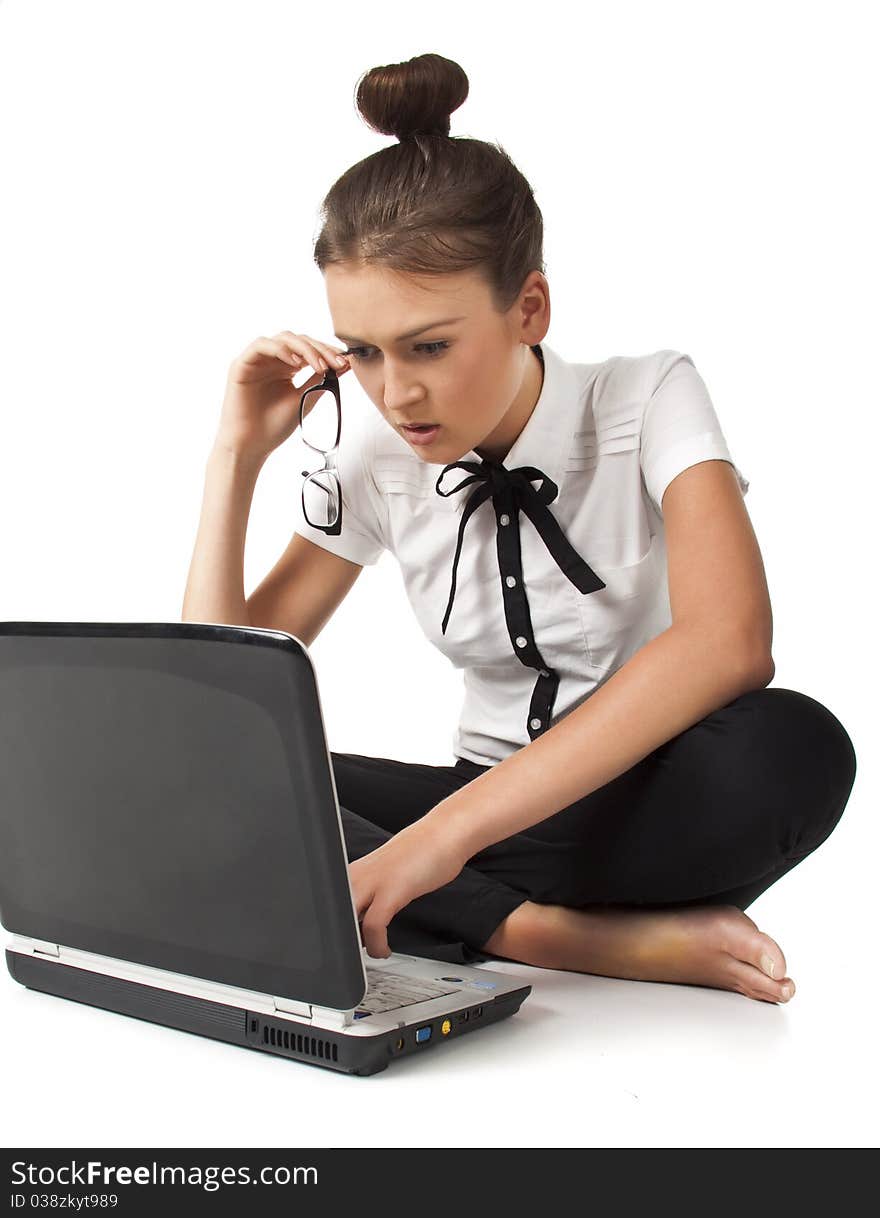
[313, 53, 546, 314]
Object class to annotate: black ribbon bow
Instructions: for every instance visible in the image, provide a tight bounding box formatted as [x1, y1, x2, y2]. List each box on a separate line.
[435, 458, 606, 635]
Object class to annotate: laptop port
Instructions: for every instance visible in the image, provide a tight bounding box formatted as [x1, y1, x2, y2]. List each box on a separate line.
[394, 1037, 405, 1052]
[415, 1026, 432, 1043]
[457, 1010, 469, 1024]
[474, 1005, 483, 1018]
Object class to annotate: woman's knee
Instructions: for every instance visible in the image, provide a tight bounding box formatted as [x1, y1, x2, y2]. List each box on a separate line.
[762, 688, 855, 797]
[722, 687, 857, 850]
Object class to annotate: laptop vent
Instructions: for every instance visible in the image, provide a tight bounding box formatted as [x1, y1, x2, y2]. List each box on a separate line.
[259, 1019, 339, 1063]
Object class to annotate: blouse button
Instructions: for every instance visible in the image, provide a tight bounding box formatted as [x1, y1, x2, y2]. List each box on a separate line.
[499, 513, 511, 526]
[515, 636, 528, 648]
[539, 669, 550, 678]
[530, 717, 542, 730]
[505, 575, 517, 588]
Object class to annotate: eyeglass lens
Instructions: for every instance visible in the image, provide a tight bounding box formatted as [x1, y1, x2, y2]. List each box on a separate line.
[300, 385, 340, 452]
[301, 384, 341, 528]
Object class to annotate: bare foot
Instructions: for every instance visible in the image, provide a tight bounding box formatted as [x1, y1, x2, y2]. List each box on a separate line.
[482, 901, 796, 1004]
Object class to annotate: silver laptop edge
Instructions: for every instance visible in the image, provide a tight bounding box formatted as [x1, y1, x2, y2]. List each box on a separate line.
[6, 934, 524, 1037]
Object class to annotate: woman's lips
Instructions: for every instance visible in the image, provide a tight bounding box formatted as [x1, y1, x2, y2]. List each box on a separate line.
[402, 424, 441, 445]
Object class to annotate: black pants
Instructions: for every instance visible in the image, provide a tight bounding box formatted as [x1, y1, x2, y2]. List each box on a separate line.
[331, 687, 857, 966]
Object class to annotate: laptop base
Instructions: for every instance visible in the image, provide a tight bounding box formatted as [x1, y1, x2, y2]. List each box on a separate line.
[7, 950, 529, 1077]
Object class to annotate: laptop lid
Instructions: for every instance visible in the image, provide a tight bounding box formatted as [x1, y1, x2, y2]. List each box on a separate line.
[0, 620, 368, 1012]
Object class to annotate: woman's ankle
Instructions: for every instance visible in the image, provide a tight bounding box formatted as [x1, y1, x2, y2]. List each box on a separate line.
[480, 900, 557, 963]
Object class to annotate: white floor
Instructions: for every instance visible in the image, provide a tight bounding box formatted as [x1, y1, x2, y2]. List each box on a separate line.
[2, 812, 875, 1149]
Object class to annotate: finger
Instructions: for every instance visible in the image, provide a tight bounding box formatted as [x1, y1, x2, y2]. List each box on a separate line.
[252, 337, 323, 382]
[279, 333, 349, 369]
[273, 332, 328, 375]
[363, 912, 391, 960]
[314, 341, 350, 370]
[275, 332, 349, 374]
[239, 336, 305, 370]
[267, 339, 303, 368]
[368, 933, 390, 959]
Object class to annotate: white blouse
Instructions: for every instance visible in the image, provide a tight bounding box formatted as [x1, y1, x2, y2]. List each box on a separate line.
[293, 341, 750, 767]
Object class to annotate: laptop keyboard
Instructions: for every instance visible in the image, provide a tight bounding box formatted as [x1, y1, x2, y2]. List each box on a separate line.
[354, 967, 461, 1017]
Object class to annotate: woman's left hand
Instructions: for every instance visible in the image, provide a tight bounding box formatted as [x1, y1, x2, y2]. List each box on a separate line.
[348, 816, 470, 959]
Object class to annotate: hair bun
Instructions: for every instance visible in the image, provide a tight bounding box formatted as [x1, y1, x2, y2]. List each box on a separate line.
[355, 53, 469, 142]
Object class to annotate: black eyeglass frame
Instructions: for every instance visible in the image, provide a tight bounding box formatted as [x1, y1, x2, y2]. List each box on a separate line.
[299, 365, 342, 536]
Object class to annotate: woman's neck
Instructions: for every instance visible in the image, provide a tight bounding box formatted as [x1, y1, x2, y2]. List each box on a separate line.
[475, 344, 545, 464]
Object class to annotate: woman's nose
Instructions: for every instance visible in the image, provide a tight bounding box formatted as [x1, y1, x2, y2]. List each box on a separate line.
[383, 378, 421, 412]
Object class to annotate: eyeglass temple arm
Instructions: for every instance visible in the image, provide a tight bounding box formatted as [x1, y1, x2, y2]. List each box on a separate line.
[301, 471, 337, 501]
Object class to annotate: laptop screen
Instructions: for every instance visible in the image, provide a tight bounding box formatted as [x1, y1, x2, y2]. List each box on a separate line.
[0, 624, 367, 1010]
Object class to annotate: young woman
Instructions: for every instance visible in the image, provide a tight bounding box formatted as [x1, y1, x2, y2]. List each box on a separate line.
[183, 53, 857, 1005]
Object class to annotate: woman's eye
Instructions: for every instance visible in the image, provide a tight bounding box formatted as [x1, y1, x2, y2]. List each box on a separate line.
[344, 341, 449, 362]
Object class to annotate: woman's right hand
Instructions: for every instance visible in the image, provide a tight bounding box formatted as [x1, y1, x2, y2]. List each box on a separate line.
[215, 331, 352, 460]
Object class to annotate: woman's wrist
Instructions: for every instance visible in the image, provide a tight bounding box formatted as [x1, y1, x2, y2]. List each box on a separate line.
[208, 438, 268, 480]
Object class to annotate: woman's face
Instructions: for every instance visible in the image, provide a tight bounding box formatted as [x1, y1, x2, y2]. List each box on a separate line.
[323, 262, 548, 464]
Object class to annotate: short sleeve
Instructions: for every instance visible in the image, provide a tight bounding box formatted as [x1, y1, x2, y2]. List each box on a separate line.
[294, 412, 387, 566]
[639, 350, 750, 516]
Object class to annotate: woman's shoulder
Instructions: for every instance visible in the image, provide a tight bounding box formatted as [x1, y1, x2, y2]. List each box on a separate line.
[563, 347, 696, 437]
[574, 347, 694, 401]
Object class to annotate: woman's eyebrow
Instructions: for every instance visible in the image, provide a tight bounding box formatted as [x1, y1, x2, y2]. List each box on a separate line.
[334, 315, 466, 344]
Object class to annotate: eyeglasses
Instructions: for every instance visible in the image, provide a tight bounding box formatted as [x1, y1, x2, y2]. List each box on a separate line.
[299, 365, 342, 535]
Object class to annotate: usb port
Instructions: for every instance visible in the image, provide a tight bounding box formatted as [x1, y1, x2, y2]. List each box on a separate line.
[473, 1006, 483, 1018]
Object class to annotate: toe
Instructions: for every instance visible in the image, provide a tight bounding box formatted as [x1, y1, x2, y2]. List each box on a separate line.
[727, 958, 796, 1003]
[751, 932, 787, 983]
[721, 913, 787, 982]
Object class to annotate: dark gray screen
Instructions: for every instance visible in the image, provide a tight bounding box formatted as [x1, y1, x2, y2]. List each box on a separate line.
[2, 662, 322, 968]
[0, 626, 371, 1009]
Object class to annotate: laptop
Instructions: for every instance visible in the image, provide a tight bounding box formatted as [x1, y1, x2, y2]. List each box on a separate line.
[0, 620, 531, 1076]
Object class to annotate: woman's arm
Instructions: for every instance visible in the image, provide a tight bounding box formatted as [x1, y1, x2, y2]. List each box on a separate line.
[430, 620, 772, 857]
[427, 458, 775, 855]
[182, 443, 266, 624]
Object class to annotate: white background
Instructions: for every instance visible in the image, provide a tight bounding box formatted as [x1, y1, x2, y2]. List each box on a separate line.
[0, 0, 876, 1148]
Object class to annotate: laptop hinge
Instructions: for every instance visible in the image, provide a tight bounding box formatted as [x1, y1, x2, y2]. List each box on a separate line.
[31, 940, 60, 958]
[273, 996, 313, 1020]
[271, 998, 355, 1030]
[310, 1005, 355, 1030]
